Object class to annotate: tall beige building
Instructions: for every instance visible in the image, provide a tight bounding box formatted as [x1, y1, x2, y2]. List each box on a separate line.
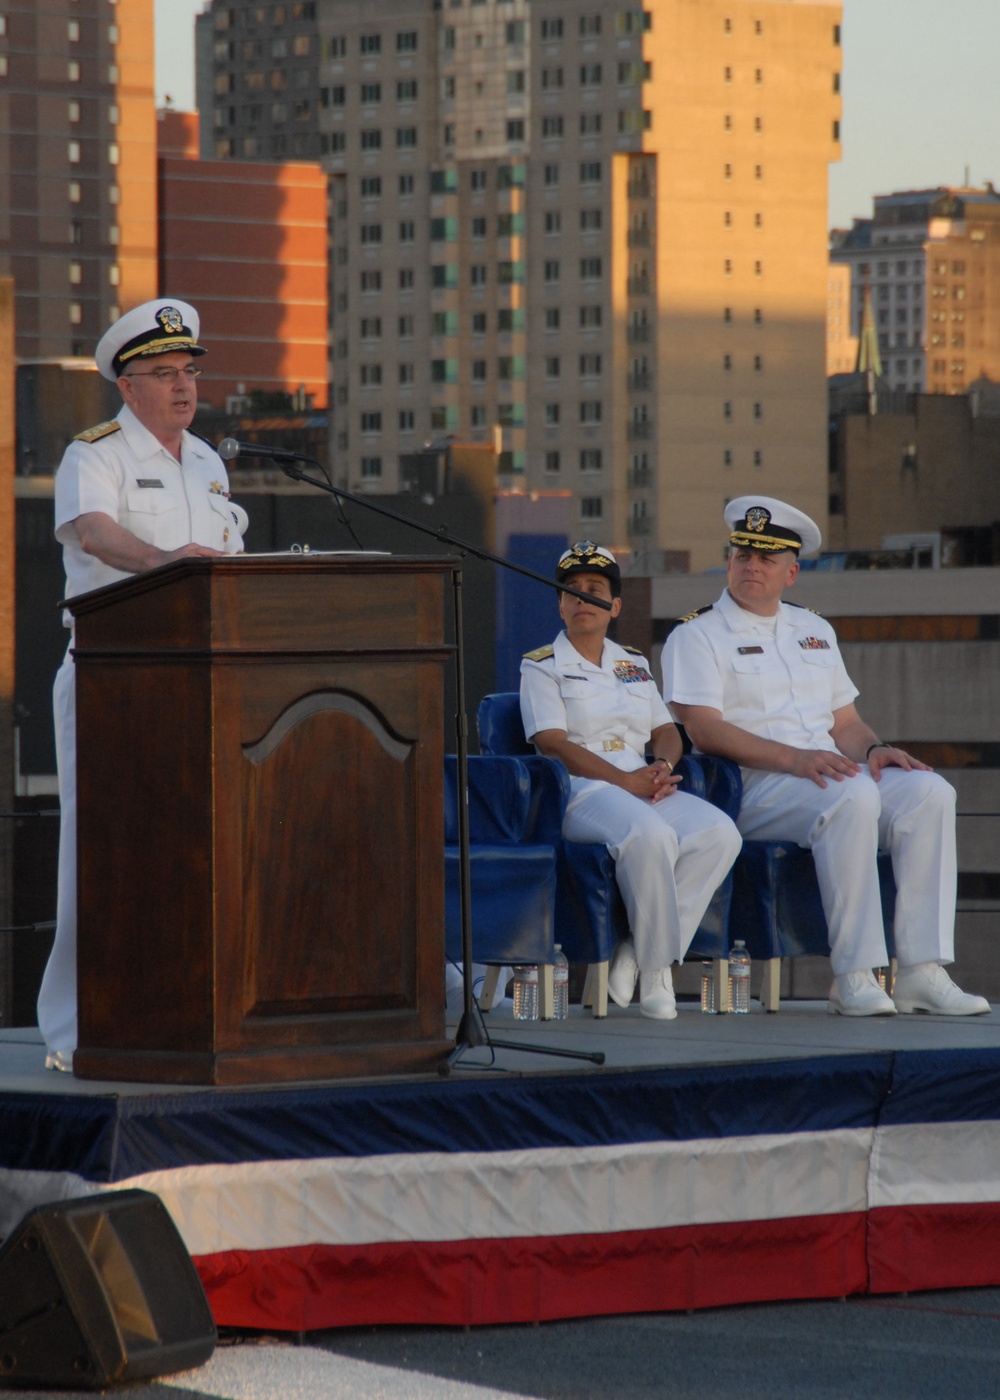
[0, 0, 157, 358]
[206, 0, 841, 571]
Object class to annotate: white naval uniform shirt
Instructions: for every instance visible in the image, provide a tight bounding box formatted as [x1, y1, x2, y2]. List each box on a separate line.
[55, 403, 248, 611]
[520, 631, 671, 777]
[663, 588, 858, 754]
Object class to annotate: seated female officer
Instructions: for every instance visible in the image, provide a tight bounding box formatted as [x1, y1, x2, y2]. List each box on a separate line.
[519, 541, 741, 1019]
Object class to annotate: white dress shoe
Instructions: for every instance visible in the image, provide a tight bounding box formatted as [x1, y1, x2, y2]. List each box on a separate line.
[608, 937, 639, 1009]
[828, 969, 897, 1017]
[44, 1048, 74, 1072]
[639, 967, 677, 1021]
[893, 962, 991, 1016]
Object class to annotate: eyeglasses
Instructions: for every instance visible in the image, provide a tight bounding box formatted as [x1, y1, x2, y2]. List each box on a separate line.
[125, 366, 202, 384]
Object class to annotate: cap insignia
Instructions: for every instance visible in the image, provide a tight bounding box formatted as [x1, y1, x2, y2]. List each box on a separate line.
[745, 506, 770, 534]
[156, 305, 185, 335]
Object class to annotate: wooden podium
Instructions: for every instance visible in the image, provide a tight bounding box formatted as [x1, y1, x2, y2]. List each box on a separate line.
[67, 555, 454, 1084]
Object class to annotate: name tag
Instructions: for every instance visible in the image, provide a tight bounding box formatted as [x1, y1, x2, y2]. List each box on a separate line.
[135, 479, 164, 488]
[737, 645, 764, 655]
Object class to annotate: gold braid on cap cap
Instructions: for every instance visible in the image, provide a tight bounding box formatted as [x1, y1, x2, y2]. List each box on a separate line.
[729, 506, 801, 553]
[557, 540, 615, 572]
[729, 528, 802, 553]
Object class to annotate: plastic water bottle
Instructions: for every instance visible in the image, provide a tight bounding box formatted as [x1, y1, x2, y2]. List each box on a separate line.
[700, 961, 716, 1014]
[512, 965, 539, 1021]
[729, 941, 751, 1014]
[552, 946, 569, 1021]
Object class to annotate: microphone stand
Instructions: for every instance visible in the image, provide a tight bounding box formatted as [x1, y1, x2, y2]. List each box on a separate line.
[250, 450, 605, 1074]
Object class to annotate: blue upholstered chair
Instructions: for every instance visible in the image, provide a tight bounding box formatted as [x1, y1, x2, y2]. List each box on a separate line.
[476, 693, 737, 1015]
[444, 754, 566, 1015]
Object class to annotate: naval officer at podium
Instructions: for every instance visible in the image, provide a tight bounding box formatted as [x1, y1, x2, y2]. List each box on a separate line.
[39, 300, 249, 1071]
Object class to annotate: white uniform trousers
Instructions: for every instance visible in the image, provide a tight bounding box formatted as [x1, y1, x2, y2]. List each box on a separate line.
[37, 650, 78, 1055]
[736, 767, 957, 976]
[562, 784, 742, 973]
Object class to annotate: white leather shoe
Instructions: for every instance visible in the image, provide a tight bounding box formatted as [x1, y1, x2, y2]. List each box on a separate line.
[893, 963, 990, 1016]
[640, 967, 677, 1021]
[608, 937, 639, 1009]
[828, 970, 897, 1017]
[44, 1048, 74, 1073]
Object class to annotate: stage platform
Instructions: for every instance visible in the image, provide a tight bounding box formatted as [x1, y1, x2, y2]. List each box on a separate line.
[3, 1000, 1000, 1332]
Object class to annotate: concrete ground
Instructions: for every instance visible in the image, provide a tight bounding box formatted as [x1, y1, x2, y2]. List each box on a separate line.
[7, 1289, 1000, 1398]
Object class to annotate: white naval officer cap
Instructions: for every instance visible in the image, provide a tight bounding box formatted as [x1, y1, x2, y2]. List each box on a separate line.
[95, 299, 206, 382]
[724, 495, 822, 557]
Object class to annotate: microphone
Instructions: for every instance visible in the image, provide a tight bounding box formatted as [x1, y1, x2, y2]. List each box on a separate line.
[217, 437, 312, 465]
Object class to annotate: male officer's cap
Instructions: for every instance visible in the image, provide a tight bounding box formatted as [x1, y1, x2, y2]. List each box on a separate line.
[556, 541, 622, 596]
[95, 299, 206, 382]
[725, 496, 822, 557]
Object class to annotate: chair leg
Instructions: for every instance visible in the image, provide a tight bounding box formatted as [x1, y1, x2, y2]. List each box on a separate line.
[539, 964, 555, 1020]
[760, 957, 782, 1013]
[713, 957, 729, 1014]
[478, 965, 501, 1012]
[582, 961, 609, 1018]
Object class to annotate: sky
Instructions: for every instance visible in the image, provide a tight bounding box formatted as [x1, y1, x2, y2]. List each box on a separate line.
[155, 0, 1000, 230]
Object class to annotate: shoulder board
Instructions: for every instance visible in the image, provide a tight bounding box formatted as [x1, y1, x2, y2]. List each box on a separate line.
[523, 644, 555, 662]
[621, 645, 644, 656]
[676, 604, 714, 624]
[74, 421, 121, 444]
[787, 601, 824, 617]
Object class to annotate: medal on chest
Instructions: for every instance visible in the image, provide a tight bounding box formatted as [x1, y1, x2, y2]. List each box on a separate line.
[613, 659, 652, 684]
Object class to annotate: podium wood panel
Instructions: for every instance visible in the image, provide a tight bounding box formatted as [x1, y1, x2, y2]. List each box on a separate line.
[68, 556, 453, 1084]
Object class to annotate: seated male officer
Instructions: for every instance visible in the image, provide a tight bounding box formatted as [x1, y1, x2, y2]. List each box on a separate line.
[663, 494, 989, 1017]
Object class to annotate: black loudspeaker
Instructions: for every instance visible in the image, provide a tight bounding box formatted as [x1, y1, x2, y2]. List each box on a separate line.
[0, 1189, 216, 1389]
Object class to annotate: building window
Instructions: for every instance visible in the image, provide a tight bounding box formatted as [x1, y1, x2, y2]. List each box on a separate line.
[360, 412, 382, 432]
[541, 18, 563, 39]
[580, 113, 602, 135]
[545, 308, 561, 330]
[399, 268, 415, 289]
[581, 497, 603, 519]
[579, 14, 602, 36]
[544, 163, 560, 186]
[579, 401, 602, 423]
[580, 306, 602, 328]
[397, 30, 418, 51]
[361, 175, 382, 197]
[545, 211, 562, 233]
[580, 209, 602, 231]
[360, 318, 382, 338]
[580, 65, 602, 87]
[545, 403, 560, 425]
[400, 173, 415, 194]
[472, 360, 487, 382]
[360, 223, 382, 244]
[470, 264, 487, 286]
[506, 119, 525, 142]
[360, 456, 382, 478]
[579, 353, 602, 375]
[360, 270, 382, 292]
[542, 116, 563, 137]
[541, 67, 564, 89]
[545, 450, 561, 473]
[360, 130, 382, 150]
[68, 141, 81, 163]
[580, 449, 603, 472]
[397, 127, 418, 148]
[399, 410, 415, 431]
[544, 260, 560, 283]
[545, 357, 561, 378]
[472, 311, 487, 333]
[360, 364, 382, 386]
[360, 82, 381, 103]
[579, 161, 602, 183]
[360, 34, 381, 54]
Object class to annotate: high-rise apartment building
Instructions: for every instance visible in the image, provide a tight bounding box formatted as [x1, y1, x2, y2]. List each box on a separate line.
[204, 0, 841, 571]
[0, 0, 157, 359]
[830, 186, 1000, 399]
